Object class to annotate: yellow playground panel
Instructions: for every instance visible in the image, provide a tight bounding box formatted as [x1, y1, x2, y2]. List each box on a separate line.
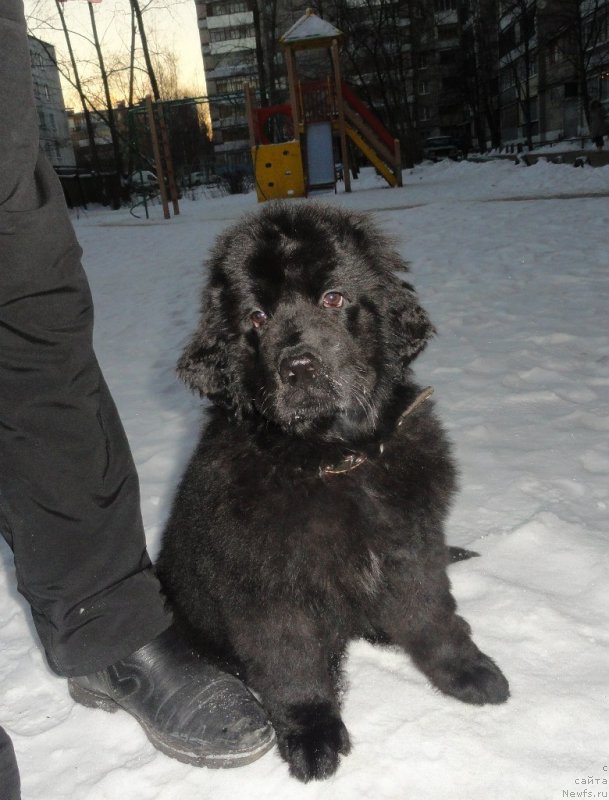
[252, 142, 306, 202]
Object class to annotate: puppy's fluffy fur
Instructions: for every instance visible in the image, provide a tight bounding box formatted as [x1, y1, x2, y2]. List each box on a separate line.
[157, 202, 509, 782]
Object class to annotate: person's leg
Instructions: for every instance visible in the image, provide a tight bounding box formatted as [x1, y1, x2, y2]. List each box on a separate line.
[0, 1, 171, 676]
[0, 1, 274, 766]
[0, 726, 20, 800]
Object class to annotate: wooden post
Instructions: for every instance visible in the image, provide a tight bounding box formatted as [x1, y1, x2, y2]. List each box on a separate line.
[244, 84, 256, 147]
[394, 138, 403, 187]
[145, 95, 170, 220]
[285, 46, 301, 141]
[331, 38, 350, 193]
[157, 104, 180, 215]
[285, 45, 306, 191]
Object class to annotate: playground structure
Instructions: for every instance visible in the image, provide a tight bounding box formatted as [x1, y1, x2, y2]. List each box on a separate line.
[125, 11, 402, 217]
[245, 10, 403, 202]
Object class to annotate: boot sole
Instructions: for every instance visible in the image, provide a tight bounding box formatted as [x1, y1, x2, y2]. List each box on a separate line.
[68, 679, 276, 768]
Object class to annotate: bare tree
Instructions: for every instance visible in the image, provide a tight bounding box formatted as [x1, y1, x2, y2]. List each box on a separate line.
[128, 1, 137, 108]
[152, 49, 180, 100]
[251, 0, 271, 105]
[251, 0, 309, 106]
[538, 0, 609, 126]
[128, 0, 161, 100]
[317, 0, 432, 165]
[498, 0, 537, 148]
[460, 0, 501, 150]
[87, 0, 123, 180]
[52, 0, 101, 172]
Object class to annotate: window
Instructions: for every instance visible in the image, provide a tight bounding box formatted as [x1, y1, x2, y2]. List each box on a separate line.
[500, 69, 515, 92]
[207, 1, 248, 15]
[547, 42, 561, 64]
[216, 77, 256, 93]
[418, 80, 430, 95]
[499, 25, 516, 57]
[420, 106, 431, 121]
[521, 9, 536, 41]
[502, 102, 519, 129]
[435, 0, 456, 11]
[216, 101, 245, 119]
[220, 126, 249, 142]
[585, 13, 609, 48]
[437, 24, 458, 40]
[598, 13, 609, 43]
[210, 24, 255, 42]
[527, 96, 539, 123]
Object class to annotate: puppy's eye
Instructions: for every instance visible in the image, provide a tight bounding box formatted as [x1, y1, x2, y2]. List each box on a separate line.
[322, 291, 344, 309]
[250, 310, 268, 329]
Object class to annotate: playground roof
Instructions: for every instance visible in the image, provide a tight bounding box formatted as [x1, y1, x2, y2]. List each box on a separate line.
[280, 10, 343, 49]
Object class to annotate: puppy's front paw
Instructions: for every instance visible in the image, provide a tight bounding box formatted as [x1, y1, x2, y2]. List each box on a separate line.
[280, 702, 351, 782]
[437, 651, 510, 705]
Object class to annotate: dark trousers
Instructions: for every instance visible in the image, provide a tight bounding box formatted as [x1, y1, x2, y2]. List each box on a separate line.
[0, 725, 20, 800]
[0, 1, 172, 678]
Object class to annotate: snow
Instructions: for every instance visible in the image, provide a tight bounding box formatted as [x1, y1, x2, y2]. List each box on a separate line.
[2, 159, 609, 799]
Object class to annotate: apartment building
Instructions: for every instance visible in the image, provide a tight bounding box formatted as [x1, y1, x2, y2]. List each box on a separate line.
[195, 0, 259, 162]
[194, 1, 609, 161]
[420, 1, 467, 139]
[497, 0, 609, 146]
[29, 36, 75, 168]
[66, 108, 121, 171]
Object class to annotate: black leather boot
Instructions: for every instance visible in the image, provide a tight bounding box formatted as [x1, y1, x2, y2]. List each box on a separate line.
[0, 726, 21, 800]
[68, 627, 274, 768]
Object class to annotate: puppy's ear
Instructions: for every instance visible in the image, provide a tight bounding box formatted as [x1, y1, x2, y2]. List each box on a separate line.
[177, 286, 232, 402]
[390, 279, 436, 364]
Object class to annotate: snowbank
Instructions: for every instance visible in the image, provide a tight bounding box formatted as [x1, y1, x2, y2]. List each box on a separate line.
[2, 159, 608, 799]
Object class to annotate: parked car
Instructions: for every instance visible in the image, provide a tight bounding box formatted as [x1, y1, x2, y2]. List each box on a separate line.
[422, 136, 463, 162]
[129, 170, 158, 189]
[188, 171, 206, 186]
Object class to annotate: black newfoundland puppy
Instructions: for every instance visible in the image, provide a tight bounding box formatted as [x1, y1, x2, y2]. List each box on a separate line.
[157, 202, 509, 782]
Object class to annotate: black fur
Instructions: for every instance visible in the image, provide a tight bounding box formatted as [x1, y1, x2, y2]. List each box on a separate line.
[157, 202, 509, 782]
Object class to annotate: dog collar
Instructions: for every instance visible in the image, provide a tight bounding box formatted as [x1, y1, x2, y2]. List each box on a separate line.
[320, 386, 434, 477]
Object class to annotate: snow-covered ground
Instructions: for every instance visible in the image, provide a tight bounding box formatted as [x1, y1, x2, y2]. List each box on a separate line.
[1, 159, 608, 800]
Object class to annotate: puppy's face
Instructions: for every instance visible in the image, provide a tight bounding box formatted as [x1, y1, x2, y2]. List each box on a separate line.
[179, 203, 434, 440]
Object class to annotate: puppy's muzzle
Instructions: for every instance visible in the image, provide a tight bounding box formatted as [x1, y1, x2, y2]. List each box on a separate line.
[279, 352, 321, 388]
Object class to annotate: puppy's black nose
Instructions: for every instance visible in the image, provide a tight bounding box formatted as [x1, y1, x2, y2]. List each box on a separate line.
[279, 353, 320, 387]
